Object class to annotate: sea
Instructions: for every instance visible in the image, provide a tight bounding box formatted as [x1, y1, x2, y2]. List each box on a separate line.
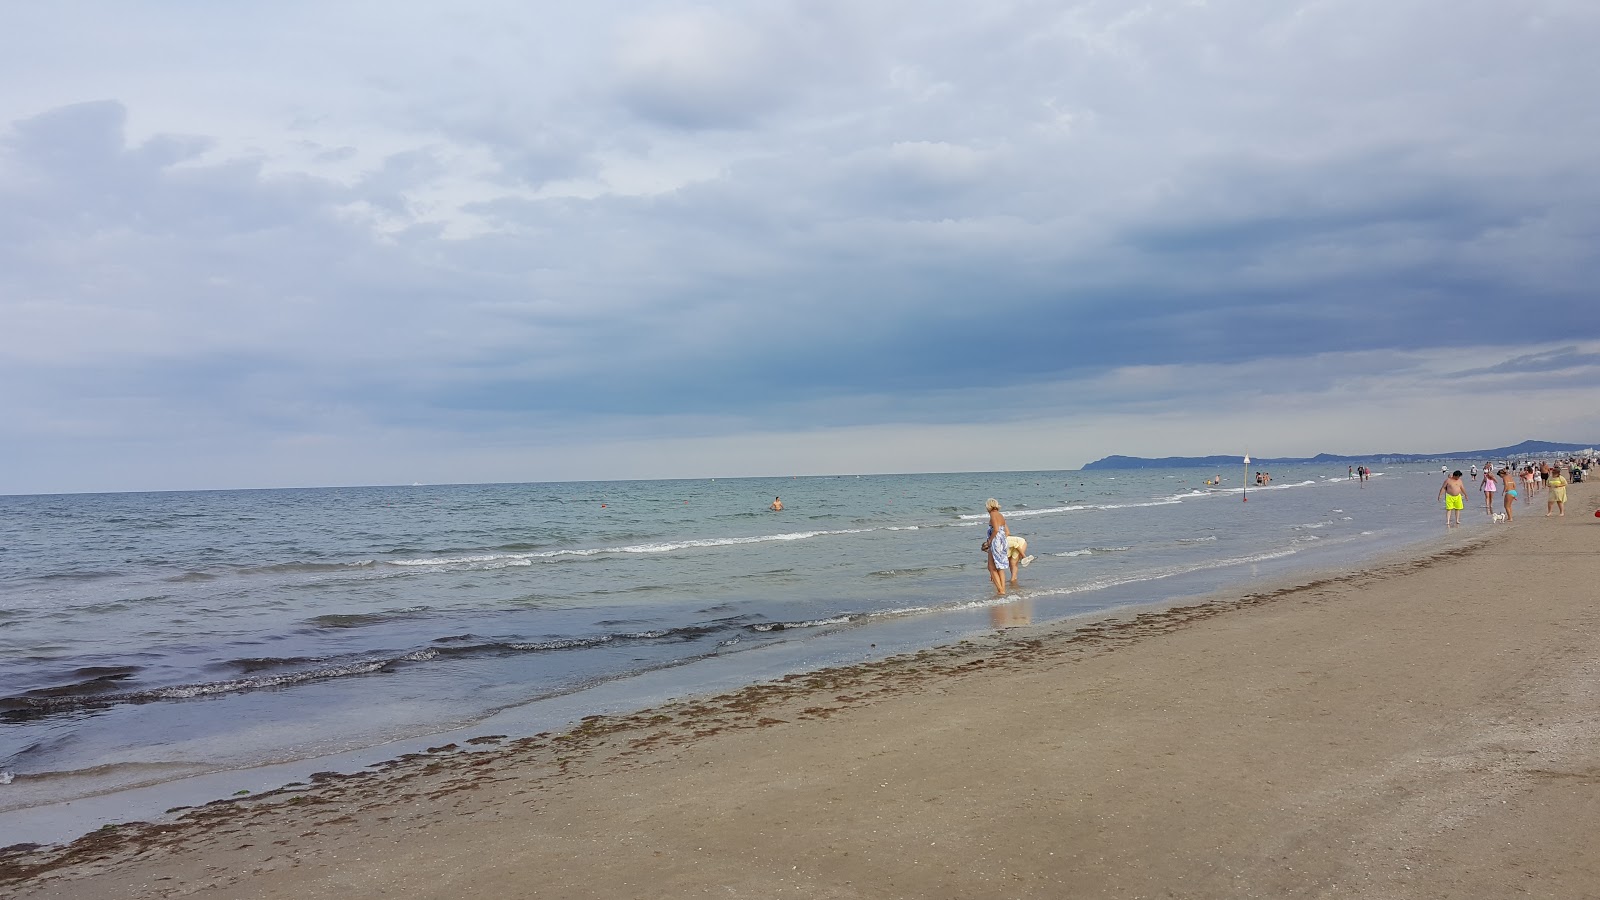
[0, 464, 1490, 842]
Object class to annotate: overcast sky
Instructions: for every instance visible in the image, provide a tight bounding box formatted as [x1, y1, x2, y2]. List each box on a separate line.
[3, 1, 1598, 493]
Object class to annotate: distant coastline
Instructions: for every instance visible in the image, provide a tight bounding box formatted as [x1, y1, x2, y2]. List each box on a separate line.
[1082, 439, 1597, 470]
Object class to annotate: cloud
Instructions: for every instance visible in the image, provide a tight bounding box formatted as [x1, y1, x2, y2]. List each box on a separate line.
[2, 1, 1600, 492]
[1450, 346, 1600, 379]
[612, 8, 800, 129]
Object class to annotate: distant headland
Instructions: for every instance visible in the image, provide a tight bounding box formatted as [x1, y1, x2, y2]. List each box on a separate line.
[1081, 440, 1596, 471]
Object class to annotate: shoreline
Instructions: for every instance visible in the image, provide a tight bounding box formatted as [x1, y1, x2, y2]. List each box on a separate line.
[5, 483, 1596, 897]
[0, 502, 1481, 848]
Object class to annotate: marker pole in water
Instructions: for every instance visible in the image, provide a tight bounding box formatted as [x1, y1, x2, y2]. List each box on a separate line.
[1243, 454, 1250, 503]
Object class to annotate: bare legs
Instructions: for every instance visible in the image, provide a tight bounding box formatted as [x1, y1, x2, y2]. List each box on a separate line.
[987, 556, 1007, 595]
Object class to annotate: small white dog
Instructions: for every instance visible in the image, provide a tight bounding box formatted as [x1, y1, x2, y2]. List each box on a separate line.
[1491, 512, 1506, 523]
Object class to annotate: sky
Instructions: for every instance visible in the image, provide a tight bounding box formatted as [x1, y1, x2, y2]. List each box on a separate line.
[3, 0, 1598, 494]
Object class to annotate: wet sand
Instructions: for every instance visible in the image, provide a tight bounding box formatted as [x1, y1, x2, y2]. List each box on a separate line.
[5, 483, 1598, 899]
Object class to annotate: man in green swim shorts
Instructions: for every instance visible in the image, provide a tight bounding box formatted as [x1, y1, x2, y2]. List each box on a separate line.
[1439, 470, 1466, 526]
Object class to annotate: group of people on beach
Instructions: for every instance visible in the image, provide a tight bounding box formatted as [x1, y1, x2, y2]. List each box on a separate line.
[1438, 458, 1587, 525]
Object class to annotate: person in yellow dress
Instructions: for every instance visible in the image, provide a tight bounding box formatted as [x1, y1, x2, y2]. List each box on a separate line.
[1545, 471, 1567, 517]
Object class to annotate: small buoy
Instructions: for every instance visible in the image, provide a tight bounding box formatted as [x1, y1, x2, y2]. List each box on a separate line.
[1594, 509, 1599, 518]
[601, 504, 606, 508]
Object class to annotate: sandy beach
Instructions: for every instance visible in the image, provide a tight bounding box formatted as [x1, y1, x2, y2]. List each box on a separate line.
[4, 482, 1596, 899]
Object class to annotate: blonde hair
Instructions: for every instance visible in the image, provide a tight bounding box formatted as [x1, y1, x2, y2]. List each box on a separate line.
[985, 498, 1000, 511]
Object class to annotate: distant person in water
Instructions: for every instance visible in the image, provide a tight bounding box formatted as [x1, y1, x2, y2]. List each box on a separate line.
[769, 496, 783, 511]
[982, 498, 1009, 596]
[1439, 470, 1466, 526]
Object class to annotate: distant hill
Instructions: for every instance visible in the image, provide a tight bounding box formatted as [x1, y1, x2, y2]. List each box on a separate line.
[1081, 440, 1596, 470]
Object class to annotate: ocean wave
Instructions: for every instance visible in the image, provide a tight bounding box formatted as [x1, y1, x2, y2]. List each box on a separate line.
[869, 564, 966, 578]
[749, 615, 855, 632]
[303, 607, 431, 630]
[164, 571, 218, 583]
[237, 560, 377, 576]
[1290, 521, 1335, 530]
[1176, 535, 1218, 544]
[0, 625, 734, 723]
[1028, 547, 1302, 601]
[1189, 479, 1321, 498]
[388, 528, 872, 569]
[957, 499, 1181, 521]
[1053, 546, 1133, 558]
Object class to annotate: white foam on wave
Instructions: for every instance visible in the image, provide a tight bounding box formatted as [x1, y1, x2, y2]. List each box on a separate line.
[1026, 547, 1302, 602]
[1054, 546, 1133, 558]
[749, 615, 854, 632]
[959, 478, 1344, 523]
[389, 528, 872, 569]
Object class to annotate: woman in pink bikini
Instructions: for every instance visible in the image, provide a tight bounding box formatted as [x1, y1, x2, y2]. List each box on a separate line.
[1479, 468, 1497, 515]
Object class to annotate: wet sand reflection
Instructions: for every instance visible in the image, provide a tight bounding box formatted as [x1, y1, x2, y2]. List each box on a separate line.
[990, 598, 1032, 629]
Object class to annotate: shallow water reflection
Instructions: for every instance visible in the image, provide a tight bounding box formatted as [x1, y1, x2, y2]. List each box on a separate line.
[990, 599, 1032, 628]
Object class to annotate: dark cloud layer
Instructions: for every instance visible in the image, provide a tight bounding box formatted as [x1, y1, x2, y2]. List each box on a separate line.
[2, 1, 1598, 491]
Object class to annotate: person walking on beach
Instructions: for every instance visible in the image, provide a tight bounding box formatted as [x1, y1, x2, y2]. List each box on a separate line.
[1546, 470, 1568, 517]
[982, 498, 1010, 596]
[1499, 468, 1516, 522]
[1479, 468, 1498, 515]
[1439, 471, 1466, 526]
